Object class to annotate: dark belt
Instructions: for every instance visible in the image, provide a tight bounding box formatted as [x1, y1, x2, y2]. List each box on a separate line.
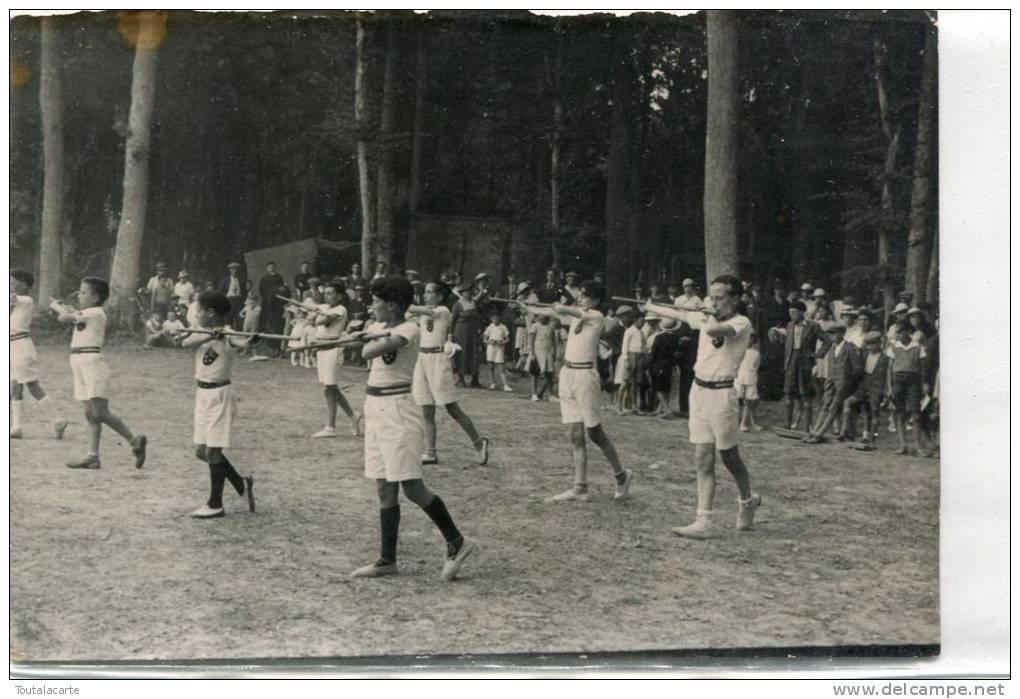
[420, 346, 443, 354]
[366, 383, 411, 397]
[10, 332, 30, 342]
[71, 347, 102, 355]
[197, 380, 231, 389]
[695, 377, 734, 389]
[563, 361, 594, 369]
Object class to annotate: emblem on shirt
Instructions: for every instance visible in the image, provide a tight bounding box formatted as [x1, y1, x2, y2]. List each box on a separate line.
[75, 321, 87, 332]
[202, 348, 220, 365]
[381, 350, 397, 365]
[712, 336, 725, 348]
[426, 319, 434, 332]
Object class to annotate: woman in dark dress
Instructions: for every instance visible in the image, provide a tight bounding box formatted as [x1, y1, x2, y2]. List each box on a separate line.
[451, 283, 484, 388]
[648, 318, 682, 417]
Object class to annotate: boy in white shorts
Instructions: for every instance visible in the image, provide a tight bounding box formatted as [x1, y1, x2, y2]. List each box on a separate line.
[307, 281, 361, 438]
[178, 292, 256, 519]
[482, 310, 513, 391]
[50, 277, 147, 470]
[351, 276, 477, 581]
[518, 280, 635, 503]
[9, 269, 68, 439]
[408, 281, 489, 467]
[735, 331, 762, 432]
[641, 275, 762, 538]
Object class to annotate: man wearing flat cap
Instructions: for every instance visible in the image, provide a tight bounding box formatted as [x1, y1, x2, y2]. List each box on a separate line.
[802, 321, 863, 444]
[769, 300, 822, 431]
[218, 261, 248, 329]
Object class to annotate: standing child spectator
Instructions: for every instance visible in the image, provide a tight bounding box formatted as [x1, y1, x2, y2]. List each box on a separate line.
[512, 316, 529, 374]
[186, 291, 202, 328]
[735, 331, 762, 432]
[887, 322, 933, 457]
[239, 292, 262, 357]
[619, 313, 645, 415]
[842, 330, 888, 450]
[177, 292, 256, 518]
[9, 268, 68, 440]
[528, 313, 558, 401]
[288, 309, 308, 367]
[482, 311, 513, 392]
[49, 277, 147, 470]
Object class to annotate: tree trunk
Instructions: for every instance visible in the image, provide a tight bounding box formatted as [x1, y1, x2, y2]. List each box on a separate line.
[405, 29, 426, 269]
[873, 38, 900, 313]
[703, 11, 739, 284]
[108, 11, 163, 327]
[38, 17, 64, 307]
[375, 22, 398, 268]
[926, 231, 938, 305]
[355, 21, 376, 273]
[548, 36, 563, 271]
[904, 25, 937, 301]
[604, 42, 632, 295]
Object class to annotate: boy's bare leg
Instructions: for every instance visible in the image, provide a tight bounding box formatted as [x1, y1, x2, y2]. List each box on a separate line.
[325, 386, 338, 428]
[894, 413, 908, 453]
[94, 398, 134, 442]
[445, 402, 481, 446]
[422, 405, 438, 456]
[569, 423, 589, 491]
[747, 399, 760, 429]
[719, 446, 752, 501]
[587, 424, 624, 477]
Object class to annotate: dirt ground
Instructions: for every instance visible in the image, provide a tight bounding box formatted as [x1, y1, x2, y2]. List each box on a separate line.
[9, 344, 939, 663]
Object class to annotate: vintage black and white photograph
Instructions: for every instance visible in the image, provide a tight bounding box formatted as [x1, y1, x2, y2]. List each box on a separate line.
[9, 9, 946, 667]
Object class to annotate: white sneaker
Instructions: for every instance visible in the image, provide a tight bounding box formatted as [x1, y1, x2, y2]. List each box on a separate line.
[488, 384, 497, 390]
[736, 493, 762, 531]
[441, 538, 477, 582]
[671, 511, 713, 539]
[614, 469, 636, 500]
[531, 394, 539, 402]
[546, 488, 590, 503]
[53, 420, 69, 440]
[189, 505, 225, 519]
[502, 385, 514, 393]
[351, 560, 399, 579]
[311, 426, 338, 439]
[475, 436, 490, 466]
[548, 396, 559, 403]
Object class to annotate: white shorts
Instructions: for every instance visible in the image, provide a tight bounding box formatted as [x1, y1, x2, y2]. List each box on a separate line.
[688, 383, 740, 450]
[486, 345, 506, 364]
[413, 352, 458, 406]
[558, 365, 602, 428]
[69, 352, 111, 401]
[735, 383, 759, 401]
[364, 393, 425, 482]
[10, 338, 40, 384]
[193, 384, 236, 448]
[317, 348, 341, 385]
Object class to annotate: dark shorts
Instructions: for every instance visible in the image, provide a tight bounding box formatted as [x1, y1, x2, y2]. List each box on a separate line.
[649, 364, 673, 393]
[783, 357, 814, 398]
[891, 372, 922, 414]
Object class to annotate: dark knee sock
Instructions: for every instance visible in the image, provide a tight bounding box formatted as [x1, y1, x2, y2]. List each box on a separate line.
[422, 496, 463, 555]
[380, 505, 401, 564]
[221, 456, 245, 495]
[207, 463, 227, 509]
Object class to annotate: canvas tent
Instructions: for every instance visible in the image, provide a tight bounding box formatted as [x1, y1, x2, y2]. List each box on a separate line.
[242, 238, 361, 287]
